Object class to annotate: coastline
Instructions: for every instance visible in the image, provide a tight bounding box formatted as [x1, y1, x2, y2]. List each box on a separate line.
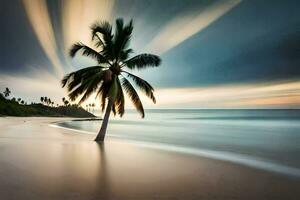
[0, 117, 299, 199]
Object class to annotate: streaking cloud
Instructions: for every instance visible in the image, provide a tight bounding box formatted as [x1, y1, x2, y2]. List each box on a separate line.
[144, 0, 241, 54]
[22, 0, 65, 77]
[149, 81, 300, 109]
[81, 80, 300, 110]
[61, 0, 115, 51]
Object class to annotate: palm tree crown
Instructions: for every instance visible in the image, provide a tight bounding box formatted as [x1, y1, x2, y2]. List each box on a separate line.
[62, 18, 161, 118]
[3, 87, 11, 97]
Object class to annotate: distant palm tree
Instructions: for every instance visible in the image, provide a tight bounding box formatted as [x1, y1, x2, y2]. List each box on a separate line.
[62, 97, 66, 106]
[47, 98, 51, 106]
[62, 18, 161, 142]
[3, 87, 11, 98]
[40, 97, 44, 104]
[21, 100, 24, 105]
[44, 97, 48, 105]
[62, 97, 69, 106]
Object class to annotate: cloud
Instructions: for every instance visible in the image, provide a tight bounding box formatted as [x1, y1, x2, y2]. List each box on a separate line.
[61, 0, 115, 51]
[146, 80, 300, 108]
[0, 69, 66, 104]
[22, 0, 65, 77]
[2, 72, 297, 109]
[144, 0, 241, 54]
[80, 80, 300, 110]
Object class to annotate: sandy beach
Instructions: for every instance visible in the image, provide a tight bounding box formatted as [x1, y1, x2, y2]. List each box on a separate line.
[0, 117, 299, 200]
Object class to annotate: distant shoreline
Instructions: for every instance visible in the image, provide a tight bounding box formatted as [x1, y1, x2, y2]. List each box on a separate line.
[0, 94, 95, 118]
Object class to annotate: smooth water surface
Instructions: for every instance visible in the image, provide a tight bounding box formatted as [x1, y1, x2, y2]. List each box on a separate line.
[57, 109, 300, 173]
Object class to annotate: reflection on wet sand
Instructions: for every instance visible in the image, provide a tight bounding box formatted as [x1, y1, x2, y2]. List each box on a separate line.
[0, 140, 111, 199]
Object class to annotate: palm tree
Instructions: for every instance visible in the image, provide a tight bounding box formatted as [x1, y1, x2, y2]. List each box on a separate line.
[44, 97, 47, 103]
[47, 98, 51, 106]
[62, 97, 69, 106]
[40, 97, 44, 104]
[62, 97, 65, 103]
[3, 87, 11, 98]
[62, 18, 161, 142]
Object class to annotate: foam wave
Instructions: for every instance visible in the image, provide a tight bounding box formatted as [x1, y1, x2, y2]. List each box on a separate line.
[49, 123, 95, 135]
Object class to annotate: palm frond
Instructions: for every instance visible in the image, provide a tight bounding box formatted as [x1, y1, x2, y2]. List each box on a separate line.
[111, 104, 117, 115]
[119, 48, 133, 61]
[114, 18, 133, 60]
[62, 66, 105, 91]
[91, 21, 113, 40]
[122, 71, 156, 103]
[67, 71, 104, 104]
[92, 34, 104, 48]
[124, 54, 161, 70]
[121, 77, 144, 118]
[67, 79, 90, 102]
[91, 21, 114, 60]
[69, 42, 108, 64]
[69, 68, 103, 92]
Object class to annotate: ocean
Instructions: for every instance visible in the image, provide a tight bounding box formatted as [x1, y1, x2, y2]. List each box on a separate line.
[56, 109, 300, 177]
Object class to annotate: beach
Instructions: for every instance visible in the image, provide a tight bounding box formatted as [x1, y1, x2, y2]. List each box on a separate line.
[0, 117, 300, 200]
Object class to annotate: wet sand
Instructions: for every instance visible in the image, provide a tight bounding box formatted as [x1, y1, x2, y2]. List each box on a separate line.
[0, 117, 299, 200]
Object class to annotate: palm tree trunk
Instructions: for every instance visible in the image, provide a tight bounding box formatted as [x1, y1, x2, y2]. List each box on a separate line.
[94, 99, 113, 142]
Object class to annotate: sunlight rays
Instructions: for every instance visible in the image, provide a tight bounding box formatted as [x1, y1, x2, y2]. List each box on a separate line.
[61, 0, 115, 52]
[144, 0, 241, 54]
[16, 0, 299, 110]
[22, 0, 65, 77]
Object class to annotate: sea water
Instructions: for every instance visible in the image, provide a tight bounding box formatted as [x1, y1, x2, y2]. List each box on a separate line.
[56, 109, 300, 177]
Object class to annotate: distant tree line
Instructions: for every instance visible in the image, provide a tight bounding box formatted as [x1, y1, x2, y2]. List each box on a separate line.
[1, 87, 96, 113]
[2, 87, 27, 105]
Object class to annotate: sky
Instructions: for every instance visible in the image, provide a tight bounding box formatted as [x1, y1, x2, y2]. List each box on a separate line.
[0, 0, 299, 109]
